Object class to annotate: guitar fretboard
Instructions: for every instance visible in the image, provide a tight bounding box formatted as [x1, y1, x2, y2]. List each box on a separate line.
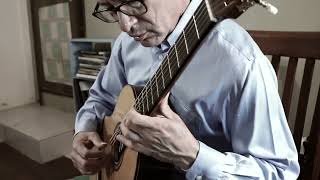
[134, 0, 216, 115]
[132, 0, 259, 115]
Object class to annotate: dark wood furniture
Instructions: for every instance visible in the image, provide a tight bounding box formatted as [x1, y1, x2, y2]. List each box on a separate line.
[250, 31, 320, 180]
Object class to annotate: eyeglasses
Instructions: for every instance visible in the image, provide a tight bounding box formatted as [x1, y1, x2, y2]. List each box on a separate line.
[92, 0, 148, 23]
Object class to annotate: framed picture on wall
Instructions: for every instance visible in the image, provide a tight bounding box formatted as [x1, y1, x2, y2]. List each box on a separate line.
[30, 0, 85, 103]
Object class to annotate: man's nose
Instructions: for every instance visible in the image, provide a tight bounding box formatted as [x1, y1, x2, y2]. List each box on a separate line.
[117, 12, 137, 33]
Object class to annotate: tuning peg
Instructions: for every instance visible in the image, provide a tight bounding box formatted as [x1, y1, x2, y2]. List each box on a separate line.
[255, 0, 278, 15]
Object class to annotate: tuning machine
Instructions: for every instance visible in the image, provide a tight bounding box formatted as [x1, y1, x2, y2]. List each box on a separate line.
[237, 0, 278, 15]
[255, 0, 278, 15]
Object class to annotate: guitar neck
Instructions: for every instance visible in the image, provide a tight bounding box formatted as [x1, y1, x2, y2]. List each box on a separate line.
[133, 0, 259, 115]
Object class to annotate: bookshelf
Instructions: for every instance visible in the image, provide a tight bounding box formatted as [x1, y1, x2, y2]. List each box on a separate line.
[69, 38, 114, 111]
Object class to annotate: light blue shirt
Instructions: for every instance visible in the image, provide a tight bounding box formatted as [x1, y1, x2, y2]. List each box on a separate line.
[75, 0, 300, 179]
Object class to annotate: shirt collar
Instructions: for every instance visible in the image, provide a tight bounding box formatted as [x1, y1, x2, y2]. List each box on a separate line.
[158, 0, 202, 51]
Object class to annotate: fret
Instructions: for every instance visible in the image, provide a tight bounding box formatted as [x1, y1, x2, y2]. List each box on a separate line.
[194, 2, 212, 37]
[145, 90, 150, 112]
[150, 84, 154, 105]
[155, 75, 160, 98]
[155, 69, 164, 93]
[184, 26, 198, 53]
[135, 102, 140, 113]
[172, 53, 180, 68]
[139, 89, 146, 114]
[204, 0, 216, 21]
[161, 65, 165, 89]
[133, 0, 220, 115]
[147, 87, 154, 113]
[174, 45, 180, 68]
[167, 50, 179, 75]
[166, 56, 172, 79]
[192, 15, 200, 39]
[142, 99, 145, 114]
[182, 31, 189, 54]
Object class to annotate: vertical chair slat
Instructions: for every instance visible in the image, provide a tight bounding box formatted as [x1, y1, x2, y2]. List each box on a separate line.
[282, 57, 298, 118]
[250, 31, 320, 180]
[312, 138, 320, 180]
[311, 84, 320, 180]
[271, 55, 281, 75]
[293, 59, 315, 152]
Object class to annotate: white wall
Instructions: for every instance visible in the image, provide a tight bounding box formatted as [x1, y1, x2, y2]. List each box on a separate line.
[0, 0, 36, 111]
[238, 0, 320, 31]
[237, 0, 320, 136]
[84, 0, 121, 38]
[84, 0, 320, 135]
[84, 0, 320, 38]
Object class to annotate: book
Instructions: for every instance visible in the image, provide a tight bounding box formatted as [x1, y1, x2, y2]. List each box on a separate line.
[76, 73, 97, 80]
[81, 54, 108, 59]
[79, 63, 103, 70]
[78, 69, 99, 76]
[78, 56, 105, 64]
[79, 50, 111, 57]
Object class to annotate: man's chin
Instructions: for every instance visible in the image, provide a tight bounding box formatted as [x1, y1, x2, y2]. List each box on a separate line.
[138, 37, 162, 47]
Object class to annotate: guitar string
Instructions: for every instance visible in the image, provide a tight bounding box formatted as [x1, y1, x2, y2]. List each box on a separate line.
[108, 0, 221, 145]
[108, 0, 244, 145]
[109, 0, 241, 145]
[134, 0, 236, 111]
[134, 2, 210, 110]
[134, 2, 207, 105]
[108, 1, 211, 145]
[108, 0, 227, 145]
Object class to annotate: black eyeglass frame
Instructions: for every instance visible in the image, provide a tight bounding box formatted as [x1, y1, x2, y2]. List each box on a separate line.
[92, 0, 148, 23]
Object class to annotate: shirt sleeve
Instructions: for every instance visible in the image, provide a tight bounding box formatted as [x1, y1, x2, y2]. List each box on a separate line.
[75, 34, 127, 134]
[186, 55, 300, 179]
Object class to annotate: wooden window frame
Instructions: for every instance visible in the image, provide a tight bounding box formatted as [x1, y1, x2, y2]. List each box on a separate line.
[30, 0, 86, 103]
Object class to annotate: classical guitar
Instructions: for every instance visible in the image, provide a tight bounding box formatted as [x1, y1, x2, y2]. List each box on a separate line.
[101, 0, 277, 179]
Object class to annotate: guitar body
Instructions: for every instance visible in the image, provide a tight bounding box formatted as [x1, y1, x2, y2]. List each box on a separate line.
[101, 85, 140, 180]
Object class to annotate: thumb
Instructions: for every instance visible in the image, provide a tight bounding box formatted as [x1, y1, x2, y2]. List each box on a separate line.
[150, 93, 169, 117]
[158, 93, 177, 120]
[88, 133, 107, 149]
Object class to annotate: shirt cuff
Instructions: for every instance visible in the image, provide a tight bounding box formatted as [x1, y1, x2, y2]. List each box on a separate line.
[74, 113, 99, 135]
[186, 141, 226, 179]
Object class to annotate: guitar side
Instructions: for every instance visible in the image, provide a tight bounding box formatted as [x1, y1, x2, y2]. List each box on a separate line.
[101, 85, 140, 180]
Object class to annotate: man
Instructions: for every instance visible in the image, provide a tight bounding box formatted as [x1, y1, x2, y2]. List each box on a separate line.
[71, 0, 300, 179]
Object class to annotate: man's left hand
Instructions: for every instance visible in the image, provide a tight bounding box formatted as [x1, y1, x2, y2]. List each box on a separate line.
[116, 93, 199, 170]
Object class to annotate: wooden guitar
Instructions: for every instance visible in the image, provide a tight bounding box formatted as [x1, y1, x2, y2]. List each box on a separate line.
[101, 0, 277, 179]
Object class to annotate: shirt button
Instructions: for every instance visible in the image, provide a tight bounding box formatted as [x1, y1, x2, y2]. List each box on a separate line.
[195, 176, 202, 180]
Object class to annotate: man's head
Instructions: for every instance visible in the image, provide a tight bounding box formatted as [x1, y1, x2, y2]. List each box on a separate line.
[96, 0, 190, 47]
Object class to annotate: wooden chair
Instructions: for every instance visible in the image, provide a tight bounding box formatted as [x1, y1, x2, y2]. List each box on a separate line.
[249, 31, 320, 180]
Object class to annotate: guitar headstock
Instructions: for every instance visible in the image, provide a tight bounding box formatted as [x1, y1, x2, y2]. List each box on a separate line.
[206, 0, 278, 21]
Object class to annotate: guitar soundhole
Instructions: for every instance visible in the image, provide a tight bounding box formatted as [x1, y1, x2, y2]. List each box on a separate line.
[112, 123, 125, 170]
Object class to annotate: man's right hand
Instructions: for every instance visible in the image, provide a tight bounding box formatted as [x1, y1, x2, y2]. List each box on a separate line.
[70, 131, 107, 175]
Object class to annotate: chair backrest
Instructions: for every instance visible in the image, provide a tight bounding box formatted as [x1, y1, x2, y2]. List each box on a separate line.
[249, 31, 320, 180]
